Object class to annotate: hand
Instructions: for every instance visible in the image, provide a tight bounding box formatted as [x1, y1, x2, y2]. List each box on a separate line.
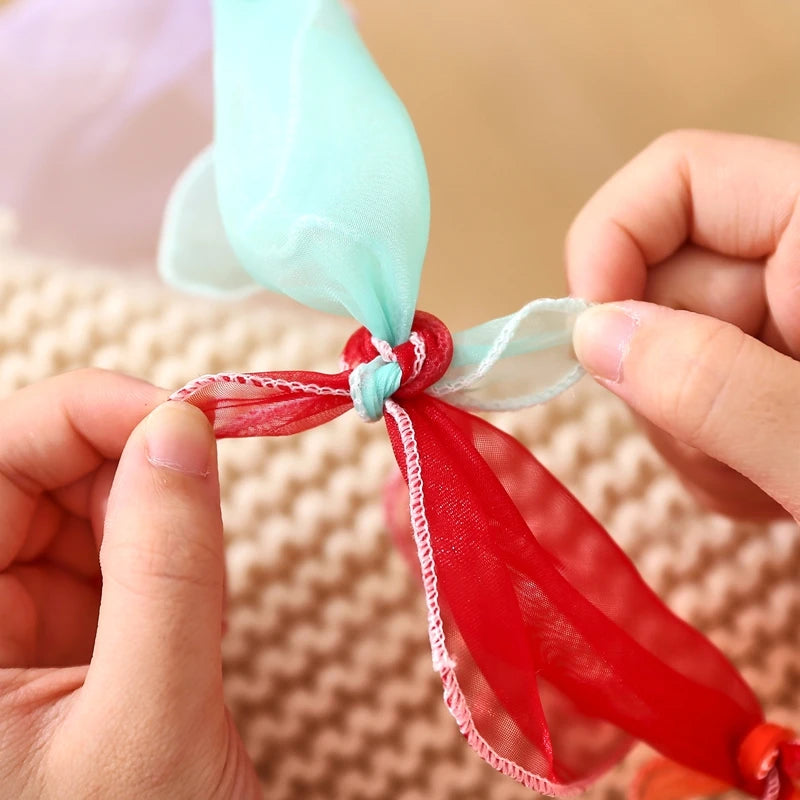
[0, 369, 262, 799]
[567, 130, 800, 521]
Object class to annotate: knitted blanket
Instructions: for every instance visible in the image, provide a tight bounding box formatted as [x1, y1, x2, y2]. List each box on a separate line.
[1, 243, 797, 800]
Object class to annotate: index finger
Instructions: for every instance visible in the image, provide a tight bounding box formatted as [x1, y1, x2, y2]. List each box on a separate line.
[0, 368, 167, 496]
[565, 129, 800, 302]
[0, 369, 167, 565]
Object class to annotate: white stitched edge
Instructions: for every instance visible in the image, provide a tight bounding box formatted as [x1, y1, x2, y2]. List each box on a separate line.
[348, 363, 374, 423]
[383, 400, 585, 797]
[438, 365, 586, 412]
[430, 297, 588, 397]
[408, 331, 426, 382]
[169, 372, 351, 401]
[761, 767, 781, 800]
[370, 335, 398, 363]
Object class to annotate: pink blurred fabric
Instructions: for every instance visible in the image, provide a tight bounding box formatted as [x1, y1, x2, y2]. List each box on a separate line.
[0, 0, 212, 264]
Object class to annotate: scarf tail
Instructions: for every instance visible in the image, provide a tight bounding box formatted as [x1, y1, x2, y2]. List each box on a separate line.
[384, 395, 763, 793]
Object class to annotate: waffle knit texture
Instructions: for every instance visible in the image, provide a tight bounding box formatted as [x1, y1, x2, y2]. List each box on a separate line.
[0, 239, 798, 800]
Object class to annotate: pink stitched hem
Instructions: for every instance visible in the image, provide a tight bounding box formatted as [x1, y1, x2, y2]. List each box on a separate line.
[170, 371, 351, 401]
[384, 399, 597, 798]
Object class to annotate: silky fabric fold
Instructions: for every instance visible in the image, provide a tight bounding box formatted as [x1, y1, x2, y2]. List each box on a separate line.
[171, 311, 780, 797]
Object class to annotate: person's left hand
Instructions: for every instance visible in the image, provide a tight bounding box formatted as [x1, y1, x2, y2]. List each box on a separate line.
[0, 368, 262, 799]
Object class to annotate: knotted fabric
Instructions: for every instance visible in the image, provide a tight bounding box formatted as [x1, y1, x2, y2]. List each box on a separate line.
[171, 309, 799, 798]
[160, 1, 798, 797]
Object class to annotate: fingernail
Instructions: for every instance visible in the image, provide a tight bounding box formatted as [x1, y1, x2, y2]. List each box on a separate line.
[145, 402, 212, 476]
[573, 304, 639, 383]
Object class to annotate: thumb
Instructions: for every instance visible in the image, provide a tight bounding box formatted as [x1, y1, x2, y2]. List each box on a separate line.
[87, 401, 225, 712]
[573, 301, 800, 520]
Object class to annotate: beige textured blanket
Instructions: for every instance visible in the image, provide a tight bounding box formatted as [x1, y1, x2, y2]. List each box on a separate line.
[0, 247, 797, 800]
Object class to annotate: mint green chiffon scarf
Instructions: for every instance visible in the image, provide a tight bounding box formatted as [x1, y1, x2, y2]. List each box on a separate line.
[158, 0, 586, 412]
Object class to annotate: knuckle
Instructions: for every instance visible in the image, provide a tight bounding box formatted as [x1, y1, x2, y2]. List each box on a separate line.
[101, 524, 222, 598]
[650, 128, 695, 151]
[648, 127, 709, 158]
[661, 320, 747, 449]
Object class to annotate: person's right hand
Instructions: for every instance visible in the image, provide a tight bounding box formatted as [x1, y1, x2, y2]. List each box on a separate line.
[567, 130, 800, 521]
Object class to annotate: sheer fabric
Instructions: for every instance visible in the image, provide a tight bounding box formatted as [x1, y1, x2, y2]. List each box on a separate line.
[431, 297, 590, 411]
[160, 1, 798, 796]
[211, 0, 427, 344]
[171, 312, 795, 798]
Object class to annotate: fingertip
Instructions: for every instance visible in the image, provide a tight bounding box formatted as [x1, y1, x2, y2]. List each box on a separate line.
[144, 401, 215, 478]
[572, 303, 641, 383]
[577, 300, 800, 517]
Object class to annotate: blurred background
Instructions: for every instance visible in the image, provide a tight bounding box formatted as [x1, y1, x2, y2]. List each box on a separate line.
[356, 0, 800, 327]
[1, 0, 800, 328]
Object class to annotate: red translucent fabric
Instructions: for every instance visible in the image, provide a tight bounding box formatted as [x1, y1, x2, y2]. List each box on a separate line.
[170, 370, 352, 437]
[384, 397, 762, 790]
[172, 313, 784, 798]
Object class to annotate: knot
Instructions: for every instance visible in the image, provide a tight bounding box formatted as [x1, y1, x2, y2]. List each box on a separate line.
[738, 723, 798, 794]
[342, 311, 453, 422]
[348, 358, 402, 422]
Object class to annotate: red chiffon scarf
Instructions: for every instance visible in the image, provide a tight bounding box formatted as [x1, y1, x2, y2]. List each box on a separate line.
[172, 311, 799, 799]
